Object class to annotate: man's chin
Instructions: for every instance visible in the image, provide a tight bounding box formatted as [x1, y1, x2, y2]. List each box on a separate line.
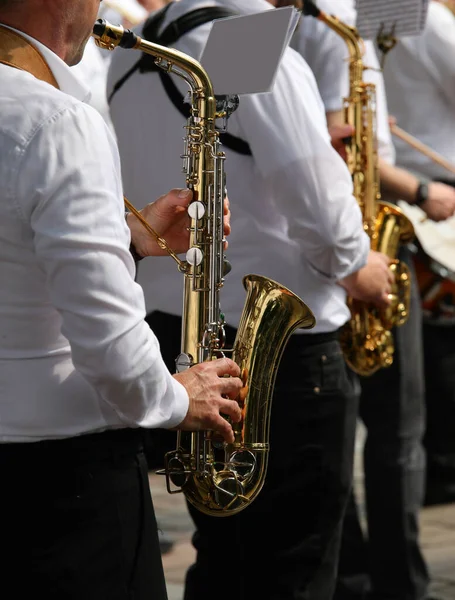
[68, 38, 90, 66]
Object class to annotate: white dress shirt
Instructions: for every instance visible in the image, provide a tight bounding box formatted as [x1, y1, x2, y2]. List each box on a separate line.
[0, 27, 188, 442]
[382, 1, 455, 179]
[295, 0, 396, 165]
[107, 0, 369, 334]
[71, 37, 114, 130]
[292, 0, 356, 113]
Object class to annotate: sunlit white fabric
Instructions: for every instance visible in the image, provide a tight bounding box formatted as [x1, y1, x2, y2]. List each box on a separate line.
[0, 27, 188, 441]
[382, 1, 455, 179]
[294, 0, 396, 165]
[107, 0, 370, 334]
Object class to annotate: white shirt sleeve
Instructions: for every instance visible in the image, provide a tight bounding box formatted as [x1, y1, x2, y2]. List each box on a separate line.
[235, 50, 369, 282]
[15, 101, 189, 429]
[416, 2, 455, 108]
[293, 19, 349, 113]
[293, 0, 356, 112]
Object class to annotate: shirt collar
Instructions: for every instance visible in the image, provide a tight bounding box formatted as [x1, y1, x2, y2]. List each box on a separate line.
[1, 24, 91, 103]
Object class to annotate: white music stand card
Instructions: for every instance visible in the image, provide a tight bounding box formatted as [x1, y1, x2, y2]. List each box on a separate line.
[199, 7, 300, 95]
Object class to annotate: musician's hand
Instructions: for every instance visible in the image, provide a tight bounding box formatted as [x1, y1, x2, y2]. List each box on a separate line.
[127, 189, 231, 257]
[173, 358, 243, 444]
[387, 114, 397, 128]
[328, 124, 354, 162]
[420, 182, 455, 222]
[338, 250, 394, 308]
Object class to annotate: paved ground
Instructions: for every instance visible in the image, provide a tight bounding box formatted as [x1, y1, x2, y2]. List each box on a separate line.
[151, 424, 455, 600]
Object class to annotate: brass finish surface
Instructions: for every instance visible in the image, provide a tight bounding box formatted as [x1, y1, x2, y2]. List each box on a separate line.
[93, 20, 315, 515]
[303, 3, 415, 376]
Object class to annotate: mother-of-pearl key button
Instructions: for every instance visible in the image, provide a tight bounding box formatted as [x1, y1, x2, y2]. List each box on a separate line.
[186, 247, 203, 266]
[187, 201, 205, 220]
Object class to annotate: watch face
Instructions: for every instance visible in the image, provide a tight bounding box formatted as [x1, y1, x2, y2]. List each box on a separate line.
[417, 183, 429, 206]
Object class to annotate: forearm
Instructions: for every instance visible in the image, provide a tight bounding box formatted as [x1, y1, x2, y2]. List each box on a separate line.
[326, 109, 345, 128]
[379, 157, 421, 204]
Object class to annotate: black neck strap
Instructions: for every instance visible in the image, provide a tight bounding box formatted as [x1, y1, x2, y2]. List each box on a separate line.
[109, 3, 252, 156]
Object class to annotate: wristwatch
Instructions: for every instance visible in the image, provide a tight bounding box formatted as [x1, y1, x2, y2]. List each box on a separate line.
[414, 181, 429, 207]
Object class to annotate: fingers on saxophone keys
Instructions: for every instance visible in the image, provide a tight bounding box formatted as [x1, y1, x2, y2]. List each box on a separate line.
[212, 357, 241, 378]
[219, 371, 243, 397]
[213, 416, 235, 444]
[219, 397, 243, 425]
[376, 289, 393, 308]
[386, 268, 395, 286]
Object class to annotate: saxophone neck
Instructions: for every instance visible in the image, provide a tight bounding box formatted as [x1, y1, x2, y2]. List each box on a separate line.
[302, 3, 379, 224]
[302, 1, 364, 80]
[92, 19, 217, 118]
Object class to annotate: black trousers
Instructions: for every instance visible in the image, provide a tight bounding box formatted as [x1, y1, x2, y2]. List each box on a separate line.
[335, 247, 429, 600]
[0, 428, 167, 600]
[423, 177, 455, 504]
[423, 322, 455, 504]
[146, 311, 359, 600]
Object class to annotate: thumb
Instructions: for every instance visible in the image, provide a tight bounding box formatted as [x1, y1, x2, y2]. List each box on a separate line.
[154, 188, 192, 212]
[150, 189, 193, 222]
[329, 123, 355, 139]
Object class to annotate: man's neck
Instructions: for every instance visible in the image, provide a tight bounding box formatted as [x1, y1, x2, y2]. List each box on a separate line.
[0, 13, 67, 61]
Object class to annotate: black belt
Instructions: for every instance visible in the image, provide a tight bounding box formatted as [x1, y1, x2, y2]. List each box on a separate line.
[286, 328, 340, 348]
[149, 310, 340, 348]
[0, 427, 144, 466]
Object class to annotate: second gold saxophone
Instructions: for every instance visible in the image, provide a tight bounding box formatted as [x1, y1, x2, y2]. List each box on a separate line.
[303, 1, 414, 377]
[92, 19, 316, 516]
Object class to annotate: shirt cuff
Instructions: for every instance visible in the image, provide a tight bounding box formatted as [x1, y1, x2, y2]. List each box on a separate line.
[165, 375, 190, 429]
[345, 232, 370, 278]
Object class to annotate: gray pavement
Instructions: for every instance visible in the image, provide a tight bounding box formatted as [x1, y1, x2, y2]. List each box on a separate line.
[151, 423, 455, 600]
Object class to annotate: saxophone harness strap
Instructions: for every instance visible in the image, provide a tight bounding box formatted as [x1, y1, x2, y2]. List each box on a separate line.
[0, 25, 58, 89]
[108, 3, 252, 157]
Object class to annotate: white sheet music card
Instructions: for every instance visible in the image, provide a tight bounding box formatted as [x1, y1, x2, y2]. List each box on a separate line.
[398, 202, 455, 273]
[199, 7, 300, 95]
[356, 0, 426, 40]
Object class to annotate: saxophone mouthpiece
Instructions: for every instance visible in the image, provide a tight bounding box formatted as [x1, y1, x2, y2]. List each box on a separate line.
[302, 0, 321, 18]
[92, 18, 138, 50]
[92, 18, 107, 39]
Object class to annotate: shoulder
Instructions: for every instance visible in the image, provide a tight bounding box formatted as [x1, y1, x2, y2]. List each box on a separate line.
[0, 66, 117, 208]
[427, 1, 455, 24]
[0, 65, 103, 150]
[424, 1, 455, 39]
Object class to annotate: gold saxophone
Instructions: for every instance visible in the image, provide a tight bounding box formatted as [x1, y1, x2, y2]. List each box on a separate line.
[303, 1, 414, 376]
[92, 20, 316, 516]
